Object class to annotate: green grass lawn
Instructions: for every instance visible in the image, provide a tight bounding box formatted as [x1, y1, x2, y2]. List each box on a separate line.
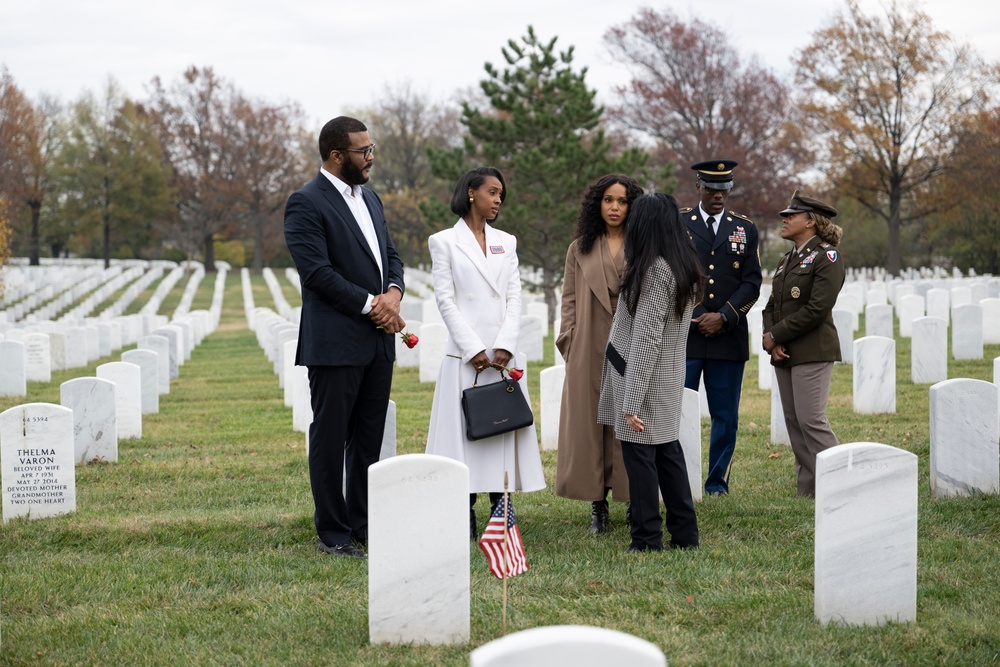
[1, 272, 999, 666]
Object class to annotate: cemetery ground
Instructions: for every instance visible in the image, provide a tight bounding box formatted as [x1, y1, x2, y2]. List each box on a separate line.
[2, 272, 999, 666]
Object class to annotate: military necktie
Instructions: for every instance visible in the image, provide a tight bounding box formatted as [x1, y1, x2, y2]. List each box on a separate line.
[706, 216, 715, 234]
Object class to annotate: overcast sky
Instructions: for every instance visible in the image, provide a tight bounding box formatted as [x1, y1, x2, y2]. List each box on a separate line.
[2, 0, 997, 129]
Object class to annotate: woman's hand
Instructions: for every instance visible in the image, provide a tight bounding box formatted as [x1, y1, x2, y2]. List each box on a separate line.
[491, 348, 513, 370]
[625, 414, 644, 433]
[470, 351, 491, 373]
[762, 331, 776, 353]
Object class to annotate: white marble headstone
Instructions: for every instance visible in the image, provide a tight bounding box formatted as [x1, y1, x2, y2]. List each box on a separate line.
[952, 304, 983, 360]
[864, 304, 893, 339]
[814, 442, 917, 626]
[96, 323, 113, 358]
[929, 379, 999, 498]
[526, 302, 549, 337]
[520, 315, 544, 362]
[896, 294, 924, 338]
[292, 366, 312, 433]
[151, 326, 181, 379]
[832, 309, 854, 365]
[282, 339, 297, 408]
[1, 403, 77, 522]
[926, 288, 950, 326]
[770, 367, 789, 446]
[23, 333, 51, 384]
[418, 323, 448, 384]
[910, 317, 947, 384]
[980, 298, 1000, 345]
[853, 336, 895, 414]
[368, 454, 469, 645]
[84, 325, 100, 361]
[96, 362, 143, 439]
[0, 341, 27, 398]
[121, 349, 160, 415]
[470, 625, 667, 667]
[60, 377, 118, 463]
[64, 327, 88, 369]
[679, 387, 703, 503]
[539, 365, 564, 452]
[138, 335, 171, 395]
[48, 331, 67, 372]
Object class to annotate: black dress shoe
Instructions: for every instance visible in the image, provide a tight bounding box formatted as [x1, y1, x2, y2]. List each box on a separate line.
[589, 500, 609, 534]
[317, 539, 366, 559]
[626, 543, 664, 553]
[352, 532, 367, 549]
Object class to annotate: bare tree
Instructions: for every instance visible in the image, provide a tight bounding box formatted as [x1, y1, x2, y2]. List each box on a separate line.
[604, 8, 807, 230]
[795, 0, 988, 274]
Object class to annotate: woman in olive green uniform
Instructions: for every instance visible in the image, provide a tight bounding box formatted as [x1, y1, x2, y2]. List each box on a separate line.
[761, 190, 845, 497]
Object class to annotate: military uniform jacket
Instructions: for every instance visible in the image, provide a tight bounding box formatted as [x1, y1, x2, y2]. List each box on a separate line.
[684, 207, 762, 361]
[762, 235, 846, 367]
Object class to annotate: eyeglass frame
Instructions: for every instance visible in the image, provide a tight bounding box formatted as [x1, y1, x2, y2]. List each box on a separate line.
[336, 144, 375, 159]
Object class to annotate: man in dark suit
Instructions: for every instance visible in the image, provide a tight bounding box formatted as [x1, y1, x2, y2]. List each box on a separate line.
[683, 160, 762, 495]
[284, 116, 405, 559]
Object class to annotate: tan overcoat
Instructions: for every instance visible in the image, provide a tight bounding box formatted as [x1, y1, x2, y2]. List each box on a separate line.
[555, 239, 630, 502]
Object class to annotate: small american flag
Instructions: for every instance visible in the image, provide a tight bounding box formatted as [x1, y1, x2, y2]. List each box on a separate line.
[478, 494, 528, 579]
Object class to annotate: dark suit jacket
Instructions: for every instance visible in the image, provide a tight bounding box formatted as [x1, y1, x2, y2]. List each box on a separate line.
[283, 172, 405, 367]
[762, 236, 845, 367]
[683, 207, 762, 362]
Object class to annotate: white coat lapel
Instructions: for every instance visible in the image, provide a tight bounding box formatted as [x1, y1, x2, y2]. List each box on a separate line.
[454, 220, 501, 295]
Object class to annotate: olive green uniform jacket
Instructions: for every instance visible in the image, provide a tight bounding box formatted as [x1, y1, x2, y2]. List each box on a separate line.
[762, 236, 845, 367]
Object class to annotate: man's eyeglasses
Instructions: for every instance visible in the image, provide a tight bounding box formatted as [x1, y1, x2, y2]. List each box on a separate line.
[338, 144, 375, 159]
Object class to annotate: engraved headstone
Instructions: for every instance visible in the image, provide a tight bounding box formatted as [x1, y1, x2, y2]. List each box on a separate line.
[470, 625, 667, 667]
[24, 333, 51, 383]
[122, 349, 160, 415]
[952, 304, 983, 360]
[864, 303, 893, 339]
[138, 334, 171, 395]
[520, 315, 544, 362]
[832, 309, 854, 365]
[0, 341, 27, 398]
[897, 294, 924, 338]
[679, 388, 703, 503]
[771, 367, 789, 446]
[539, 365, 564, 452]
[981, 298, 1000, 345]
[418, 323, 448, 384]
[1, 403, 77, 522]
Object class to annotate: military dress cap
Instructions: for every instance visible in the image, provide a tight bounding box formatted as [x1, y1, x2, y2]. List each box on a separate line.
[779, 189, 838, 218]
[691, 159, 738, 191]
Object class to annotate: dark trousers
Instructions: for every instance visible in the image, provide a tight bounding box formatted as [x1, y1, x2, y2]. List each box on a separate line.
[620, 440, 699, 549]
[308, 347, 393, 547]
[685, 358, 745, 494]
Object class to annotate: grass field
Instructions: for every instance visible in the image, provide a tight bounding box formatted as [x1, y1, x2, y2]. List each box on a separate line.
[1, 270, 999, 666]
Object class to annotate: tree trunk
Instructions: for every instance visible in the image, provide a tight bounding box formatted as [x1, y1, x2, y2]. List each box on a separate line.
[253, 215, 264, 274]
[103, 218, 111, 269]
[887, 185, 903, 276]
[28, 198, 41, 266]
[204, 232, 216, 272]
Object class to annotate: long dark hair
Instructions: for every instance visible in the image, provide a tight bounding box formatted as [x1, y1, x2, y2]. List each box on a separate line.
[620, 193, 704, 318]
[574, 174, 644, 255]
[450, 166, 507, 218]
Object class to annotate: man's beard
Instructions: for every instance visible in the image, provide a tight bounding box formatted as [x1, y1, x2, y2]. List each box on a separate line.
[341, 158, 370, 186]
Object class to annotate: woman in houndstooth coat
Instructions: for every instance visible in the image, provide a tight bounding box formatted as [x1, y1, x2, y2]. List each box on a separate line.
[598, 193, 704, 552]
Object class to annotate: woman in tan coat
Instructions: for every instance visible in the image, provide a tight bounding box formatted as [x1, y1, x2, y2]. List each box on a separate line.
[555, 174, 643, 533]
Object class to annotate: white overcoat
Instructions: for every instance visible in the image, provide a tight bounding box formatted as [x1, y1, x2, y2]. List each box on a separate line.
[424, 219, 546, 494]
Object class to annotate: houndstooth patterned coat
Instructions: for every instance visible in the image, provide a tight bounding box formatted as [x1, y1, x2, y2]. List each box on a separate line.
[597, 257, 693, 445]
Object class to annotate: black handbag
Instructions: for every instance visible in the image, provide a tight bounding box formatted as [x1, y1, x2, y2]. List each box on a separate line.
[461, 368, 534, 441]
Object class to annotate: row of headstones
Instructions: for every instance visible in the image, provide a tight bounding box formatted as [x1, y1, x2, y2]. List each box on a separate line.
[3, 265, 120, 322]
[366, 443, 920, 652]
[0, 294, 224, 523]
[261, 267, 294, 320]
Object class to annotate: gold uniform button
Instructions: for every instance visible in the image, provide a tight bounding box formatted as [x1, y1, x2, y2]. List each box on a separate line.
[709, 293, 715, 299]
[709, 279, 715, 285]
[709, 264, 715, 270]
[710, 251, 715, 256]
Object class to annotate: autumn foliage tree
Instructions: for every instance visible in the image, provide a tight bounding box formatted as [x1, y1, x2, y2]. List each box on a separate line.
[430, 27, 649, 317]
[795, 0, 988, 274]
[50, 80, 174, 266]
[604, 8, 807, 231]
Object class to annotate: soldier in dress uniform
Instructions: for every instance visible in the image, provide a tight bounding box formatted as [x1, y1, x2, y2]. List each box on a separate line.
[762, 190, 845, 497]
[683, 160, 762, 495]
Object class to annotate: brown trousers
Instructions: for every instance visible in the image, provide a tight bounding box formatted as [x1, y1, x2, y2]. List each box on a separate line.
[774, 362, 839, 497]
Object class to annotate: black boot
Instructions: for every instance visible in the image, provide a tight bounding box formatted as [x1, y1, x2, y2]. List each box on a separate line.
[590, 499, 609, 534]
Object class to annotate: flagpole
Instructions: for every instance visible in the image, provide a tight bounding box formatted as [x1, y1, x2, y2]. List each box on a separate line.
[502, 470, 509, 635]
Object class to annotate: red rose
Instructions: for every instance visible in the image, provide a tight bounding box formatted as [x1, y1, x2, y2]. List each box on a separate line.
[401, 332, 418, 349]
[507, 367, 524, 382]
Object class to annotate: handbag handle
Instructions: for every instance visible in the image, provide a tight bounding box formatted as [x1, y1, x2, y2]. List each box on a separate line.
[471, 367, 516, 392]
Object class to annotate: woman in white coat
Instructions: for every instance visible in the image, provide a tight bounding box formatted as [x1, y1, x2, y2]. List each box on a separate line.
[425, 167, 546, 539]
